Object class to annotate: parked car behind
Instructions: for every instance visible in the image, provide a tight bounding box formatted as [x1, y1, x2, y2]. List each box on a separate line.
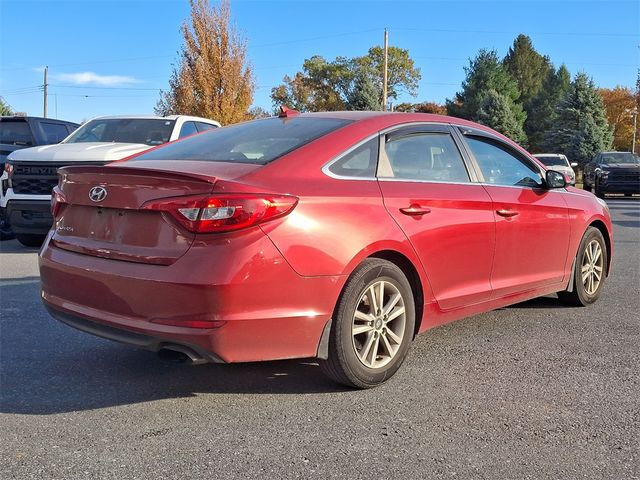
[583, 151, 640, 197]
[4, 114, 220, 246]
[0, 115, 79, 239]
[40, 111, 612, 388]
[533, 153, 577, 185]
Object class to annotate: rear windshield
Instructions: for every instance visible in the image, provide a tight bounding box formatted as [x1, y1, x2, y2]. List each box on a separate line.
[0, 120, 35, 146]
[65, 118, 176, 146]
[535, 155, 568, 167]
[600, 152, 640, 164]
[132, 117, 352, 165]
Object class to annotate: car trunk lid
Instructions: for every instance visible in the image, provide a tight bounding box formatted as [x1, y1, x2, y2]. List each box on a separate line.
[51, 162, 260, 264]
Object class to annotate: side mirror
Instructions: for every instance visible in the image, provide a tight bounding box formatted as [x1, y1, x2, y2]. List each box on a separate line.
[570, 162, 578, 168]
[546, 170, 567, 189]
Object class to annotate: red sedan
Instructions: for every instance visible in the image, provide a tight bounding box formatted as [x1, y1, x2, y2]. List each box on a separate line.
[39, 111, 613, 388]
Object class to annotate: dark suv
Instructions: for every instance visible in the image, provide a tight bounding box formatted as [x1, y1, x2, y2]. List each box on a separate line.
[1, 116, 79, 239]
[583, 151, 640, 197]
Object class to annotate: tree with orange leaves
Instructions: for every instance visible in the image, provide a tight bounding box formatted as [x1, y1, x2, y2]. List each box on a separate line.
[599, 86, 636, 151]
[156, 0, 254, 125]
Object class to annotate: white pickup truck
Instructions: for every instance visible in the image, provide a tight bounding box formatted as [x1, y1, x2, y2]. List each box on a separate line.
[2, 114, 220, 246]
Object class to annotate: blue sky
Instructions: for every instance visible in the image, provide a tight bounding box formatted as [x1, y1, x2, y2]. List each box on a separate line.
[1, 0, 638, 124]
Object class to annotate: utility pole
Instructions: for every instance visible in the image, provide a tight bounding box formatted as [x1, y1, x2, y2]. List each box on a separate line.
[43, 66, 48, 118]
[632, 108, 638, 154]
[382, 29, 388, 112]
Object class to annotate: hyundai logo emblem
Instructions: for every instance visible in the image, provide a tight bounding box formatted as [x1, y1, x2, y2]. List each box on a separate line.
[88, 186, 108, 202]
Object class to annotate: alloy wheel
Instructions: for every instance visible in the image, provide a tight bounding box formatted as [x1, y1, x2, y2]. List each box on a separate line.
[351, 280, 406, 369]
[582, 239, 604, 295]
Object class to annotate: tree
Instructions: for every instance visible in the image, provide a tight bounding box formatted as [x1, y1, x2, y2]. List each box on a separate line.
[345, 65, 380, 111]
[476, 90, 527, 144]
[0, 97, 12, 116]
[544, 73, 613, 165]
[394, 101, 446, 114]
[156, 0, 254, 125]
[447, 49, 526, 144]
[599, 86, 635, 151]
[248, 106, 271, 119]
[271, 46, 421, 112]
[503, 34, 553, 109]
[357, 46, 421, 103]
[526, 65, 571, 151]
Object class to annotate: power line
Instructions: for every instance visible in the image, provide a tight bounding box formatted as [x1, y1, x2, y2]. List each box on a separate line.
[391, 27, 639, 38]
[49, 84, 161, 91]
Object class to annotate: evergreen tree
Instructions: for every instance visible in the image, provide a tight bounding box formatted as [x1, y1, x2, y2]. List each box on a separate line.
[503, 34, 553, 109]
[0, 97, 12, 116]
[544, 73, 613, 165]
[447, 49, 526, 143]
[477, 90, 527, 144]
[345, 66, 380, 111]
[527, 65, 571, 151]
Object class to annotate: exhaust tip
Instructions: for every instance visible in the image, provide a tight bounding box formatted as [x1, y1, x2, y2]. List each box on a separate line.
[158, 344, 208, 365]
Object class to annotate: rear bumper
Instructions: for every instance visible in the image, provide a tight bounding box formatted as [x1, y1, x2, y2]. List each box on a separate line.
[39, 228, 343, 363]
[45, 304, 223, 363]
[6, 199, 52, 234]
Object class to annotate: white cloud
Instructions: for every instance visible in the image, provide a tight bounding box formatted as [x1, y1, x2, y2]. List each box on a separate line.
[54, 71, 141, 86]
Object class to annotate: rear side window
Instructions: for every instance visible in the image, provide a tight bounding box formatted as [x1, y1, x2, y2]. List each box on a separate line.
[380, 133, 470, 183]
[134, 117, 352, 165]
[465, 136, 543, 188]
[0, 120, 34, 146]
[40, 122, 69, 144]
[328, 138, 378, 178]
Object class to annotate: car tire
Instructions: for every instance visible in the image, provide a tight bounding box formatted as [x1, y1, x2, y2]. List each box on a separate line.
[558, 227, 607, 307]
[320, 258, 415, 389]
[0, 220, 14, 241]
[15, 234, 46, 248]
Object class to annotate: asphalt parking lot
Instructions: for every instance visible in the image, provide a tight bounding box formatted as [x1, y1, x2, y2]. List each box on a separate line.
[1, 198, 639, 479]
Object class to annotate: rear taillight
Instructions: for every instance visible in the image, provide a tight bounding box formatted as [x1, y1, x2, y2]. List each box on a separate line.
[142, 194, 298, 233]
[51, 186, 67, 218]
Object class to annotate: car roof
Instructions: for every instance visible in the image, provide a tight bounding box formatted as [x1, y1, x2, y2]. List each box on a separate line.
[85, 114, 216, 121]
[534, 153, 565, 157]
[0, 115, 78, 125]
[294, 111, 534, 157]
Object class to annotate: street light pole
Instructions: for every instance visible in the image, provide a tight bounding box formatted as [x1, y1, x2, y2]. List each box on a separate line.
[632, 109, 637, 154]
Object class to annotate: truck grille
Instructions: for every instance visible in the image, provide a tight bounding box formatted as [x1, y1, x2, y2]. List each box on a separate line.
[9, 162, 106, 195]
[609, 170, 640, 184]
[11, 163, 61, 195]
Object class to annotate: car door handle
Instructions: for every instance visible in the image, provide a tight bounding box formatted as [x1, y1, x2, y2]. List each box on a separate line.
[496, 209, 519, 218]
[400, 204, 431, 216]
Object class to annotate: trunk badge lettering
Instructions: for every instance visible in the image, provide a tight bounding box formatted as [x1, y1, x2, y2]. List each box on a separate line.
[89, 186, 108, 202]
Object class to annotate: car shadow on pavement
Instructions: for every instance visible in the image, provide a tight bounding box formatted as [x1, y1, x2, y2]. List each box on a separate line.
[0, 278, 348, 416]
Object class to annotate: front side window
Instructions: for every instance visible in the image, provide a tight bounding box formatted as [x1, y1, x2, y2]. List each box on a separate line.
[40, 122, 69, 144]
[328, 138, 378, 178]
[196, 121, 218, 132]
[65, 119, 176, 146]
[134, 117, 352, 165]
[380, 132, 470, 183]
[178, 121, 198, 138]
[465, 136, 543, 188]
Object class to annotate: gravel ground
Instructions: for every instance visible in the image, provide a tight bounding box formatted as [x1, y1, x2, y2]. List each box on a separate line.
[1, 198, 639, 479]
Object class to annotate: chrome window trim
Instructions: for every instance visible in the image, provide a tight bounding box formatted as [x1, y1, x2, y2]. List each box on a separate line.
[321, 133, 379, 181]
[377, 177, 482, 186]
[322, 121, 452, 181]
